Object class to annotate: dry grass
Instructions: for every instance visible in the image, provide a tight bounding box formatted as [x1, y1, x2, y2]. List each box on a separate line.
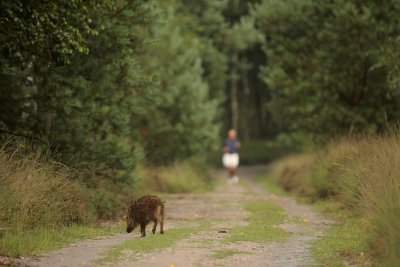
[267, 134, 400, 266]
[0, 147, 96, 255]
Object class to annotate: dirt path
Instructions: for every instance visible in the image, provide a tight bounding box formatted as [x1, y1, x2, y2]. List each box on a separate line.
[24, 166, 333, 267]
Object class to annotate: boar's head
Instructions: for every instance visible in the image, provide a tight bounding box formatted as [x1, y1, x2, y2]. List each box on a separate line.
[126, 206, 139, 233]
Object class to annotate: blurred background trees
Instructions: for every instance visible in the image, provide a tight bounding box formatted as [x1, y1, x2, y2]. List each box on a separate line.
[254, 0, 400, 141]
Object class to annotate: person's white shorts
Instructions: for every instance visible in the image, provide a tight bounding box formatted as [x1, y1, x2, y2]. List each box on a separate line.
[222, 153, 239, 168]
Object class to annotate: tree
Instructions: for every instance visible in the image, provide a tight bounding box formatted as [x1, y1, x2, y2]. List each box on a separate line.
[141, 2, 220, 164]
[253, 0, 400, 140]
[0, 0, 108, 142]
[0, 0, 106, 67]
[0, 0, 158, 184]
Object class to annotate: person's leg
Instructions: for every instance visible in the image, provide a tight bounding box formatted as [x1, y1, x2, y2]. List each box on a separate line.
[227, 166, 235, 177]
[231, 167, 239, 183]
[226, 166, 233, 184]
[234, 154, 239, 182]
[230, 167, 236, 177]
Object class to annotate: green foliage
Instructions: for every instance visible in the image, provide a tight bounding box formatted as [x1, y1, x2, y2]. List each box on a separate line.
[0, 0, 106, 66]
[0, 1, 158, 186]
[1, 0, 224, 182]
[176, 0, 229, 100]
[141, 3, 220, 163]
[29, 0, 156, 183]
[223, 16, 262, 52]
[253, 0, 400, 140]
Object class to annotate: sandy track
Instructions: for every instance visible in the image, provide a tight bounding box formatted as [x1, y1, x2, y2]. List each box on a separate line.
[23, 166, 333, 267]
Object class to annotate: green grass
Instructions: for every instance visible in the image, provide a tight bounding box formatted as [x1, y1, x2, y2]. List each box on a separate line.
[225, 200, 290, 243]
[98, 220, 212, 264]
[0, 223, 124, 257]
[311, 201, 370, 266]
[312, 217, 369, 267]
[211, 248, 251, 259]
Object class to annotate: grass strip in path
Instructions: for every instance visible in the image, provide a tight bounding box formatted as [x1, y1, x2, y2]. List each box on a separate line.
[225, 200, 291, 243]
[98, 220, 212, 264]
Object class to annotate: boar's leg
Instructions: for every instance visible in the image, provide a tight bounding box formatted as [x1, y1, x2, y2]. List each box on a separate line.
[152, 219, 158, 234]
[160, 203, 165, 234]
[160, 216, 164, 234]
[140, 223, 146, 237]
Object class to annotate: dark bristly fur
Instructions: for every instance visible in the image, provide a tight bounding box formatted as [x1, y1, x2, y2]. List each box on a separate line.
[126, 195, 165, 237]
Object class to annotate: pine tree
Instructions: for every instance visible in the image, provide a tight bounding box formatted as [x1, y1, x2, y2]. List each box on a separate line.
[142, 2, 220, 163]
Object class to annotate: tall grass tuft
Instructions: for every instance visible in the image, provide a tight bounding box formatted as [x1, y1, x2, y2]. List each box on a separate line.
[0, 147, 95, 255]
[268, 134, 400, 265]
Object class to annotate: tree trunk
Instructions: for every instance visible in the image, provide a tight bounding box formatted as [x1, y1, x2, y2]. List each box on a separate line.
[241, 56, 250, 141]
[230, 53, 239, 131]
[230, 0, 240, 131]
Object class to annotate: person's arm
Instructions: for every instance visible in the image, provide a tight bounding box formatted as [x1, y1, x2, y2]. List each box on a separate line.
[235, 141, 241, 148]
[223, 140, 229, 153]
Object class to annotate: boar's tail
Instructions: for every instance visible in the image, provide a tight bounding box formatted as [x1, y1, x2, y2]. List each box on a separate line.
[161, 200, 166, 204]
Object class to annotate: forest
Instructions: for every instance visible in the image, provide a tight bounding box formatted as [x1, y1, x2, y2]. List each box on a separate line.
[1, 0, 400, 266]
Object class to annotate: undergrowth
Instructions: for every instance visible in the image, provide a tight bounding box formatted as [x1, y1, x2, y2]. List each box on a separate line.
[0, 147, 99, 256]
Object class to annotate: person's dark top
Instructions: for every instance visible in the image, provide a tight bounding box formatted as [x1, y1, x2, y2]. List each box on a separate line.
[224, 138, 240, 154]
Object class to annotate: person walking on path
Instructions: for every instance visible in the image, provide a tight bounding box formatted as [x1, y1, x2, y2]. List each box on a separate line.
[222, 129, 241, 184]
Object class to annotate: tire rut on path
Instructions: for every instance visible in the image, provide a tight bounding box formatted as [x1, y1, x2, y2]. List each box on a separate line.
[23, 166, 333, 267]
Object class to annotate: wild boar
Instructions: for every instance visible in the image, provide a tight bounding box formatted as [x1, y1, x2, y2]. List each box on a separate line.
[126, 195, 165, 237]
